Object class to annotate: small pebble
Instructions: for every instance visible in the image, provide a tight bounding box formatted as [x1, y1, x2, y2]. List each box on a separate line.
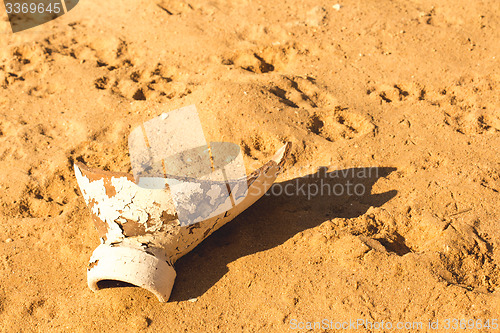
[332, 4, 341, 11]
[188, 298, 198, 302]
[5, 238, 13, 243]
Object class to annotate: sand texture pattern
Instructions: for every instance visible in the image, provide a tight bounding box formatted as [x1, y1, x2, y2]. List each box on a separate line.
[0, 0, 499, 331]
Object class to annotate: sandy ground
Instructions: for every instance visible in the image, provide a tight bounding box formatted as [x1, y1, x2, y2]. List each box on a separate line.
[0, 0, 499, 331]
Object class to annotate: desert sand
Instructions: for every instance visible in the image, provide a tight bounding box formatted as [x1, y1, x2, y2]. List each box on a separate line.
[0, 0, 499, 331]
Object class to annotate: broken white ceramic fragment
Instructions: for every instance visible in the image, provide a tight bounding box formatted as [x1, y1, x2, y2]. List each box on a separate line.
[74, 142, 291, 302]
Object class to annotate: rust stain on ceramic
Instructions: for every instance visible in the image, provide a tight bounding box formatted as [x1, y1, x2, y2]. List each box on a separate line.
[119, 217, 147, 237]
[88, 259, 99, 270]
[187, 223, 201, 234]
[91, 212, 109, 240]
[87, 198, 109, 239]
[160, 211, 178, 224]
[74, 162, 135, 182]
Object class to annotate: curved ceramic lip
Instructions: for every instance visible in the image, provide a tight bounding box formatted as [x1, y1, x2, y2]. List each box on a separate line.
[87, 244, 176, 302]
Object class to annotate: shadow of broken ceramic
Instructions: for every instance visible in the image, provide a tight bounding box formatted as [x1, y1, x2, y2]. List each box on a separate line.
[169, 166, 397, 302]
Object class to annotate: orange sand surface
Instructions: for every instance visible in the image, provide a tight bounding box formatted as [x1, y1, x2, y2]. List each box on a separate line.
[0, 0, 499, 331]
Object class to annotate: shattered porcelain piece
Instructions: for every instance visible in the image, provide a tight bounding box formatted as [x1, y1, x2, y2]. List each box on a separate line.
[74, 142, 291, 302]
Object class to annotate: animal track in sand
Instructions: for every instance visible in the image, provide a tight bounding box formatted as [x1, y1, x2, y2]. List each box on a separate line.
[267, 75, 375, 142]
[26, 298, 47, 316]
[1, 164, 72, 219]
[462, 165, 500, 194]
[412, 216, 498, 292]
[0, 22, 192, 102]
[222, 43, 300, 74]
[156, 0, 194, 15]
[0, 120, 70, 218]
[0, 119, 54, 163]
[362, 207, 499, 292]
[93, 62, 191, 101]
[268, 75, 337, 109]
[367, 75, 500, 135]
[444, 112, 500, 135]
[156, 0, 230, 17]
[306, 108, 375, 142]
[0, 44, 55, 97]
[1, 122, 131, 219]
[366, 82, 426, 104]
[239, 132, 288, 165]
[439, 75, 500, 135]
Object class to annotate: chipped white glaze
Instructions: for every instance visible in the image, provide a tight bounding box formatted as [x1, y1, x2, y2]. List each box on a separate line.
[75, 142, 291, 302]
